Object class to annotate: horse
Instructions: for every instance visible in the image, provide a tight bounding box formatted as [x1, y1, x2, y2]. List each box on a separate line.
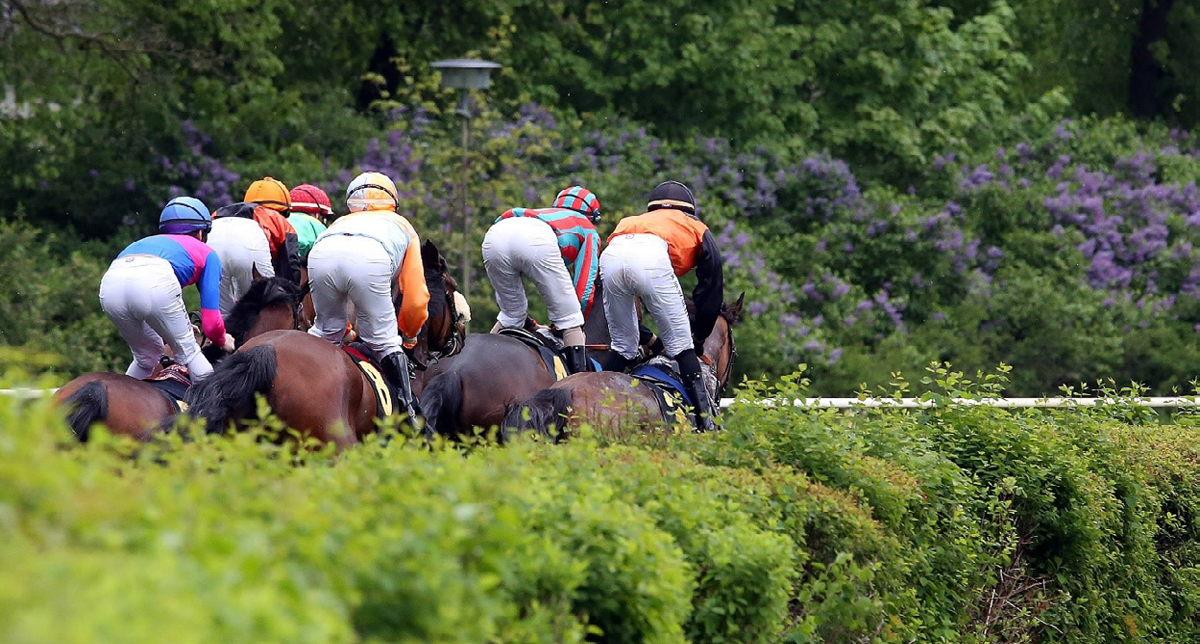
[53, 276, 307, 442]
[502, 294, 743, 441]
[180, 240, 463, 448]
[414, 279, 614, 440]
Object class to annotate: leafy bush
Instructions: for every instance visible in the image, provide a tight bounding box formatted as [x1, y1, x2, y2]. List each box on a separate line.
[5, 363, 1200, 643]
[0, 220, 128, 376]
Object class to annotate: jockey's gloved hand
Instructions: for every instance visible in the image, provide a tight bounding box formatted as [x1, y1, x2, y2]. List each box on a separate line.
[222, 333, 237, 353]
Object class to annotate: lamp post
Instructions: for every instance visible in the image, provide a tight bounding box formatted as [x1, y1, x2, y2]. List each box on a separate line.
[431, 58, 502, 300]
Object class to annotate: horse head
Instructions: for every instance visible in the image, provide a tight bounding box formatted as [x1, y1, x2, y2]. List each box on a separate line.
[225, 277, 304, 346]
[706, 292, 745, 397]
[404, 239, 465, 370]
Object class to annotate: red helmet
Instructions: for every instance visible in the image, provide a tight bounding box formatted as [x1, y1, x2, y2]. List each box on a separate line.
[289, 183, 334, 220]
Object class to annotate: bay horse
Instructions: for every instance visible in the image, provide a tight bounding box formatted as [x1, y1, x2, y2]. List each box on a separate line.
[181, 240, 463, 448]
[54, 276, 306, 442]
[415, 279, 614, 440]
[503, 294, 743, 441]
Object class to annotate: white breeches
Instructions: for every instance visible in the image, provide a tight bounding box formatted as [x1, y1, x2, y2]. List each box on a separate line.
[482, 216, 584, 329]
[601, 233, 692, 360]
[306, 234, 402, 357]
[208, 217, 273, 316]
[99, 255, 212, 380]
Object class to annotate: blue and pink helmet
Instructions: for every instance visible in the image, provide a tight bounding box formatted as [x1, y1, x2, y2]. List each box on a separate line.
[158, 196, 212, 234]
[552, 186, 602, 224]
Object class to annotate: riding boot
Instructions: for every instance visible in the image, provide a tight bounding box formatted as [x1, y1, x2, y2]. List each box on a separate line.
[381, 351, 422, 429]
[676, 349, 718, 433]
[564, 345, 590, 374]
[600, 352, 632, 373]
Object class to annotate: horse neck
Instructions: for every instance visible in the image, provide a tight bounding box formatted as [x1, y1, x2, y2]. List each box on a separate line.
[245, 302, 296, 341]
[582, 280, 611, 345]
[706, 317, 736, 390]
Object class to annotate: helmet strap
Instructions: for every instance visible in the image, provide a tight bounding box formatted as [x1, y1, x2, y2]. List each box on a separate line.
[351, 183, 398, 201]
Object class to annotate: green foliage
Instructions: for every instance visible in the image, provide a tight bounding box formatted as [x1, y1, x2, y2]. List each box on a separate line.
[6, 363, 1200, 642]
[0, 220, 127, 376]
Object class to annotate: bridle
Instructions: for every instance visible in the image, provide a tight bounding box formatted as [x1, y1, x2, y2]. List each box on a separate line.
[419, 269, 465, 366]
[701, 313, 737, 400]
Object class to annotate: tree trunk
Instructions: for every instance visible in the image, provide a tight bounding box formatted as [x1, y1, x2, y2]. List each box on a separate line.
[1129, 0, 1175, 118]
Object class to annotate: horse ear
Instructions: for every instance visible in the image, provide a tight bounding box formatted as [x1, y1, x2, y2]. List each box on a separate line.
[421, 240, 441, 268]
[727, 292, 746, 324]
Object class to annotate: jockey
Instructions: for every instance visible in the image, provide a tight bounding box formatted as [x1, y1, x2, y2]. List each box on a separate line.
[208, 177, 303, 316]
[99, 197, 234, 382]
[482, 186, 602, 374]
[600, 180, 725, 432]
[306, 171, 429, 420]
[287, 183, 333, 262]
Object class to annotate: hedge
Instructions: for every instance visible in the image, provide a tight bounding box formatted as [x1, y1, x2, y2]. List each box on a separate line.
[3, 365, 1200, 643]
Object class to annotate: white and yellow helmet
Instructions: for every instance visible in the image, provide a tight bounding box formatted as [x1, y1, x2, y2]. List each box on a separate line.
[346, 171, 399, 212]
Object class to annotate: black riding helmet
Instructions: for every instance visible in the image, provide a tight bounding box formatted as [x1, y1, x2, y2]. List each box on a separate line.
[646, 180, 698, 217]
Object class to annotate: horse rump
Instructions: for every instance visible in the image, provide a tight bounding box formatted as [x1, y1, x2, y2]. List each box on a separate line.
[62, 381, 108, 442]
[181, 344, 278, 435]
[502, 388, 574, 442]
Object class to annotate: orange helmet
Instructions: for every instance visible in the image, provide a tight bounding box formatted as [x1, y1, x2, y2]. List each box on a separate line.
[243, 177, 291, 213]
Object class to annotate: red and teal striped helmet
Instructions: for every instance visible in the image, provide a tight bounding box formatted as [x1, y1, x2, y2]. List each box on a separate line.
[552, 186, 602, 224]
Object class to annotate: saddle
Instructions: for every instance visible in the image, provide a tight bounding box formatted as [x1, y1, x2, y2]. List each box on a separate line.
[144, 363, 191, 413]
[341, 342, 399, 419]
[496, 327, 601, 381]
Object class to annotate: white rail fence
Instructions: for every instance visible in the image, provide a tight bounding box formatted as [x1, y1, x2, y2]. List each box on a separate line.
[716, 396, 1200, 409]
[4, 388, 1198, 410]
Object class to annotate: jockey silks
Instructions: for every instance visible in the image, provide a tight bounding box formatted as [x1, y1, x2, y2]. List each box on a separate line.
[213, 202, 303, 287]
[607, 207, 725, 353]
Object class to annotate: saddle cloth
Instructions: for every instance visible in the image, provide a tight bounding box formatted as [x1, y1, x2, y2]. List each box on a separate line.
[628, 364, 691, 428]
[143, 364, 191, 413]
[628, 357, 720, 430]
[496, 327, 601, 381]
[341, 342, 398, 419]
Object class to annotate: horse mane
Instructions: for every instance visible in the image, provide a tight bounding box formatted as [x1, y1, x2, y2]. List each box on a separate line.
[225, 277, 301, 345]
[423, 264, 450, 327]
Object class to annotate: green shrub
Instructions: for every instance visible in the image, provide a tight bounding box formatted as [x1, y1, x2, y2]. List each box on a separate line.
[4, 365, 1200, 643]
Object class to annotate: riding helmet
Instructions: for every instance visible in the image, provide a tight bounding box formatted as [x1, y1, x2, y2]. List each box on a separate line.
[158, 196, 212, 234]
[289, 183, 334, 219]
[646, 180, 697, 216]
[552, 185, 602, 224]
[244, 177, 291, 213]
[346, 171, 399, 212]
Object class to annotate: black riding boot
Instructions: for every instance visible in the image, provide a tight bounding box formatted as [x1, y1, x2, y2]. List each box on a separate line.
[676, 349, 718, 432]
[600, 352, 632, 373]
[382, 351, 422, 428]
[564, 345, 590, 374]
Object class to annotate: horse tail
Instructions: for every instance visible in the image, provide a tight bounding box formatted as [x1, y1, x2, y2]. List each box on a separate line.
[420, 372, 464, 439]
[184, 345, 277, 435]
[63, 381, 108, 442]
[503, 388, 574, 441]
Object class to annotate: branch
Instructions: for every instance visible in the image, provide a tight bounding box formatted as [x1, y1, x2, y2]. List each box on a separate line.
[7, 0, 168, 78]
